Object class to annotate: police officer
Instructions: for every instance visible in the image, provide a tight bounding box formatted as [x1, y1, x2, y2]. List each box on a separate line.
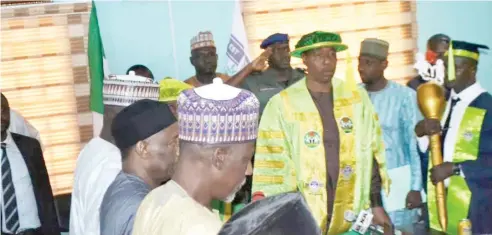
[242, 33, 305, 114]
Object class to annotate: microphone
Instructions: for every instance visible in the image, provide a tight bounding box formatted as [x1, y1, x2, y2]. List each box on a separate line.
[344, 210, 385, 234]
[252, 191, 265, 201]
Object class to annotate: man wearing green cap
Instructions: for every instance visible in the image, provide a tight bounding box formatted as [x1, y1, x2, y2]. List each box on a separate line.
[359, 38, 423, 235]
[416, 41, 492, 234]
[251, 31, 392, 235]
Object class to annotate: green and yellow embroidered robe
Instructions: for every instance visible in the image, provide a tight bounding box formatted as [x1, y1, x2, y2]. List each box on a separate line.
[252, 77, 390, 235]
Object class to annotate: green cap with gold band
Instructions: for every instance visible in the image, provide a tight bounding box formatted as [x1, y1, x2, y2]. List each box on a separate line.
[290, 31, 348, 58]
[291, 31, 357, 91]
[159, 77, 193, 102]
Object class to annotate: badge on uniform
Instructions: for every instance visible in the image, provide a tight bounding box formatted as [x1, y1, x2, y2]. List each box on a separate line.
[340, 117, 353, 133]
[341, 165, 354, 180]
[259, 87, 280, 92]
[304, 131, 321, 148]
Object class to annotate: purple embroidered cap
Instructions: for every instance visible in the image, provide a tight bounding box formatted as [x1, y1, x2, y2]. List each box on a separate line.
[177, 78, 260, 144]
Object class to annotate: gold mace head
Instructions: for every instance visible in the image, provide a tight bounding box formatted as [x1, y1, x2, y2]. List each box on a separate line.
[417, 82, 446, 119]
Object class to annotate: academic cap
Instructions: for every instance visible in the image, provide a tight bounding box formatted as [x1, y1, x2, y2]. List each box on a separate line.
[445, 40, 489, 62]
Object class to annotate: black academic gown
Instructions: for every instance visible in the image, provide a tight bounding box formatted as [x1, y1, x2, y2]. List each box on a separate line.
[218, 192, 321, 235]
[458, 92, 492, 234]
[11, 133, 60, 235]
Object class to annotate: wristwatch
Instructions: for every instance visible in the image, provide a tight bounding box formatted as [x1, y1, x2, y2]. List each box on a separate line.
[452, 163, 462, 176]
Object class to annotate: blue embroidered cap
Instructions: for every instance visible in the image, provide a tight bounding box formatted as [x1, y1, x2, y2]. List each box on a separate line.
[260, 33, 289, 49]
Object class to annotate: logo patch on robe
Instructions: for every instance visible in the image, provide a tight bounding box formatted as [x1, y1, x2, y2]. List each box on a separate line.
[340, 117, 353, 133]
[306, 179, 324, 194]
[341, 165, 353, 180]
[463, 131, 473, 142]
[304, 131, 321, 148]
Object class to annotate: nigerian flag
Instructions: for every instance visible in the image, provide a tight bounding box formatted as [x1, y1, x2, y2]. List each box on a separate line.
[88, 1, 109, 136]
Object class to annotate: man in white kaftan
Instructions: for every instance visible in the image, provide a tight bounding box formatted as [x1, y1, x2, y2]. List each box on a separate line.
[69, 138, 121, 235]
[69, 74, 158, 235]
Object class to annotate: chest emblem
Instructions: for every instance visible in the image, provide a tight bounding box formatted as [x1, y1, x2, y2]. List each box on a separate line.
[463, 131, 473, 142]
[342, 165, 354, 180]
[340, 116, 354, 133]
[307, 179, 324, 194]
[304, 131, 321, 148]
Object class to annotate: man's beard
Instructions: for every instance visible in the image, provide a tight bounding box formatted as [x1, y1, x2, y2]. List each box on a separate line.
[223, 179, 246, 203]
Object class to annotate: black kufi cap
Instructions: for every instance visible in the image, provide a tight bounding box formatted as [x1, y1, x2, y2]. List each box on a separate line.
[111, 99, 176, 150]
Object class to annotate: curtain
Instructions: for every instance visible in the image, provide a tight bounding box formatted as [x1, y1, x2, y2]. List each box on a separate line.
[1, 2, 92, 195]
[243, 0, 418, 83]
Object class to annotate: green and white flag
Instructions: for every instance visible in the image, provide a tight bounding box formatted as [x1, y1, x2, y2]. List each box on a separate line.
[88, 1, 110, 136]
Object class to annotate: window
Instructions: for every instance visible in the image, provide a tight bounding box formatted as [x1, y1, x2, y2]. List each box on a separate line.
[1, 1, 51, 6]
[243, 0, 417, 83]
[1, 2, 92, 195]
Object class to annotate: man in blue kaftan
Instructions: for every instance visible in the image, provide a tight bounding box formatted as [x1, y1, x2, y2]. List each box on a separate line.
[359, 38, 423, 234]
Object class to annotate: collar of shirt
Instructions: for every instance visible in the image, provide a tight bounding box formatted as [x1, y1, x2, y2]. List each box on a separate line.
[450, 82, 486, 103]
[1, 132, 15, 150]
[442, 82, 485, 186]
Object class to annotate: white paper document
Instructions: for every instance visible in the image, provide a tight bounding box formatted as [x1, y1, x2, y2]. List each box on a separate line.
[381, 165, 426, 213]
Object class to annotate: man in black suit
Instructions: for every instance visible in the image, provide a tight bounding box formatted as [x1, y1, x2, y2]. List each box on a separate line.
[1, 93, 60, 235]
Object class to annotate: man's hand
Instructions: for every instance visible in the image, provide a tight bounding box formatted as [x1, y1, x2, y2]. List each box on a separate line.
[430, 162, 454, 185]
[250, 48, 272, 71]
[415, 118, 441, 137]
[246, 162, 253, 176]
[372, 207, 394, 235]
[405, 190, 422, 209]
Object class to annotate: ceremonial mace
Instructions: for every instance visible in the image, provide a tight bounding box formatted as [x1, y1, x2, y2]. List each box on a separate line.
[417, 82, 447, 231]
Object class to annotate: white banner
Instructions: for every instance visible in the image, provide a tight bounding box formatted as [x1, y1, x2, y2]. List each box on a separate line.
[225, 0, 251, 75]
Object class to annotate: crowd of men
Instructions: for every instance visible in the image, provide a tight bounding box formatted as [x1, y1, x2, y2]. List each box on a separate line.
[1, 29, 491, 235]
